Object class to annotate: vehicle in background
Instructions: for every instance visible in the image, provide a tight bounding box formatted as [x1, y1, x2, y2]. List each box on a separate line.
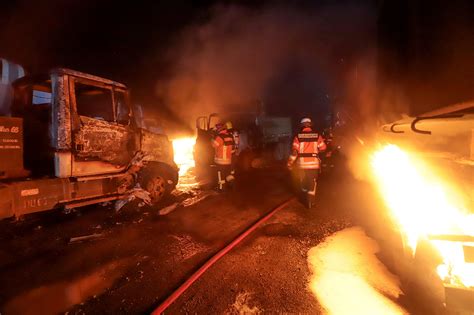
[194, 111, 292, 175]
[0, 67, 178, 219]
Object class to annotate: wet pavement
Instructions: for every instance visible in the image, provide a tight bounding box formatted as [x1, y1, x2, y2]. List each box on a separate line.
[0, 163, 445, 314]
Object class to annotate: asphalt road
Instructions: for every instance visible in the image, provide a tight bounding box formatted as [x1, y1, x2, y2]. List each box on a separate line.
[0, 162, 445, 314]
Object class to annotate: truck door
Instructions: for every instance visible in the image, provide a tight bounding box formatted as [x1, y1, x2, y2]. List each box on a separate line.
[194, 115, 214, 168]
[70, 78, 134, 176]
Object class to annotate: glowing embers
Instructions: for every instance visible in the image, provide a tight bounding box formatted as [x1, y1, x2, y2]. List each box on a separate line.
[371, 144, 474, 288]
[172, 137, 198, 191]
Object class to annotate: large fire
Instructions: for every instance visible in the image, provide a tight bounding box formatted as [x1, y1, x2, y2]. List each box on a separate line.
[371, 144, 474, 288]
[172, 137, 197, 191]
[172, 137, 196, 176]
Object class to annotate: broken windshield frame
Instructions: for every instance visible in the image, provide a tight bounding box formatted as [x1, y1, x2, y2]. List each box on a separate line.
[71, 77, 132, 125]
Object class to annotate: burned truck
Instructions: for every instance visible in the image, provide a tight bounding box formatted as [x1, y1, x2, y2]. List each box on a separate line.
[0, 68, 178, 219]
[379, 101, 474, 313]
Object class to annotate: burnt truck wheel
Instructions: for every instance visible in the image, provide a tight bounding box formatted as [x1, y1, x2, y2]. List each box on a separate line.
[145, 176, 167, 202]
[140, 164, 178, 205]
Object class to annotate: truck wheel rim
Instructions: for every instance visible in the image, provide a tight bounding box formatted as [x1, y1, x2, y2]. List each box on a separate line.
[147, 176, 166, 201]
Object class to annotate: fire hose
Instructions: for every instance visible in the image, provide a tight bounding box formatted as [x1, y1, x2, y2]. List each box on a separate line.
[151, 197, 295, 314]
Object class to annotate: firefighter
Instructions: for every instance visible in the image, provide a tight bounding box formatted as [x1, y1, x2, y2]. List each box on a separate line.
[225, 121, 240, 154]
[212, 123, 235, 191]
[287, 117, 327, 208]
[225, 121, 240, 175]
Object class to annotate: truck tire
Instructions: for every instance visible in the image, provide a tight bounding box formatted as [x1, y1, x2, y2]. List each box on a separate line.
[139, 164, 177, 205]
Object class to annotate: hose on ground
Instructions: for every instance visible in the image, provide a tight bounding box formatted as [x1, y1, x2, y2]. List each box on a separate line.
[151, 197, 295, 314]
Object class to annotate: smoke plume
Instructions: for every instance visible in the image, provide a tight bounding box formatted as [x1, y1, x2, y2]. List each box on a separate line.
[156, 2, 377, 130]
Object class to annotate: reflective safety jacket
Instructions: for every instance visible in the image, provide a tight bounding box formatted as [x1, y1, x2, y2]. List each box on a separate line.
[212, 131, 235, 165]
[288, 127, 327, 169]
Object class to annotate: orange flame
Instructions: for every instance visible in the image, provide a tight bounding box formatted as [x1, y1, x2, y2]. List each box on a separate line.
[172, 137, 198, 191]
[370, 144, 474, 288]
[172, 137, 196, 176]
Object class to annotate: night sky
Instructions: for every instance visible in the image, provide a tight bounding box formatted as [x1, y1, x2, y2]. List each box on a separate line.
[1, 0, 473, 124]
[0, 1, 215, 89]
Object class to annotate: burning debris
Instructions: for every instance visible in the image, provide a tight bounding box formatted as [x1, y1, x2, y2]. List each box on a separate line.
[172, 137, 196, 177]
[172, 137, 200, 192]
[371, 144, 474, 289]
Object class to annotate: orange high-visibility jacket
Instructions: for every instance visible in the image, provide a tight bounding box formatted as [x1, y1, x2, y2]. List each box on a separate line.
[288, 127, 327, 169]
[212, 131, 235, 165]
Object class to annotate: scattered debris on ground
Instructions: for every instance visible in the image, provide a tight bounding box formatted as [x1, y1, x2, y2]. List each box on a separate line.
[159, 202, 180, 216]
[69, 233, 104, 244]
[158, 190, 218, 216]
[115, 187, 152, 211]
[181, 190, 218, 207]
[230, 291, 261, 314]
[170, 234, 208, 260]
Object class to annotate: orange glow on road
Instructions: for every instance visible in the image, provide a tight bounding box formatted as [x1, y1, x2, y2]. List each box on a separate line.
[308, 227, 406, 315]
[371, 144, 474, 288]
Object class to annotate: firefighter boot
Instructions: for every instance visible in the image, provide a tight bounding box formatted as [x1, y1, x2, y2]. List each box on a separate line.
[225, 174, 235, 191]
[306, 180, 317, 208]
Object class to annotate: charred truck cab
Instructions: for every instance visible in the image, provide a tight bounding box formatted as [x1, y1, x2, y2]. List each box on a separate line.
[0, 68, 178, 219]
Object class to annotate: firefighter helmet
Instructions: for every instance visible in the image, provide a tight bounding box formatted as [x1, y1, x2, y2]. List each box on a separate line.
[215, 123, 225, 132]
[300, 117, 312, 127]
[225, 121, 233, 130]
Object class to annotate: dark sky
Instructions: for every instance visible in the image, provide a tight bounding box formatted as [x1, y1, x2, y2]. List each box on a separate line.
[0, 0, 216, 87]
[1, 0, 473, 119]
[377, 0, 474, 115]
[0, 0, 351, 93]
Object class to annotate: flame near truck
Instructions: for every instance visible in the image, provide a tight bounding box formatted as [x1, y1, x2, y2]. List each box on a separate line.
[372, 101, 474, 312]
[0, 64, 178, 219]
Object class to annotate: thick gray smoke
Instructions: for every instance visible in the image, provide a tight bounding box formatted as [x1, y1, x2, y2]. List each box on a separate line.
[156, 2, 377, 130]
